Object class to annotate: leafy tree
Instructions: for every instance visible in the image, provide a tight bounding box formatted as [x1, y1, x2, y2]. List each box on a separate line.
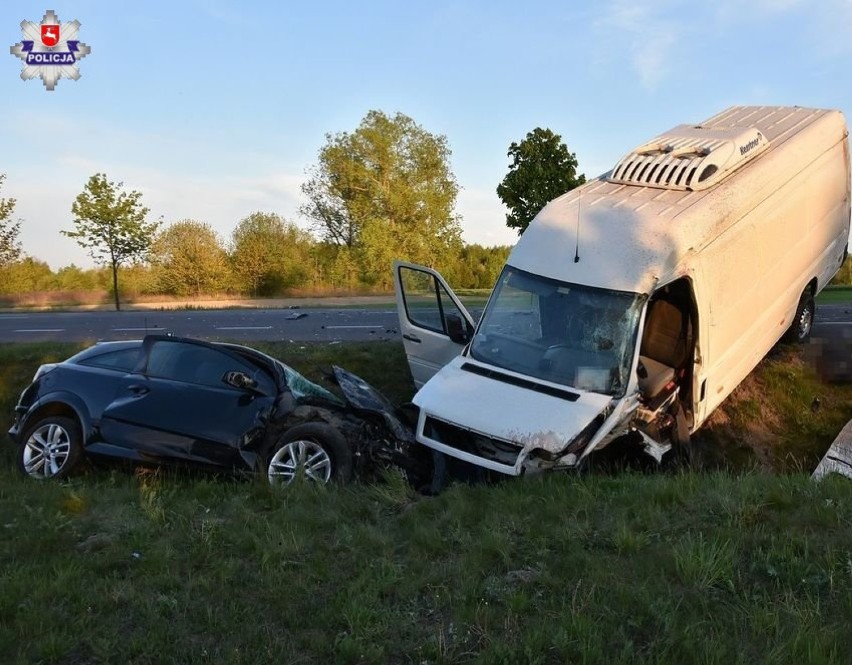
[151, 220, 230, 296]
[55, 264, 98, 291]
[63, 173, 160, 310]
[230, 212, 312, 296]
[497, 128, 585, 235]
[444, 244, 512, 289]
[300, 110, 462, 284]
[0, 174, 22, 267]
[0, 257, 54, 294]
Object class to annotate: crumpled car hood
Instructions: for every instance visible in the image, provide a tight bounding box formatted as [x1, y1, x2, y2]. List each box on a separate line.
[413, 357, 612, 453]
[332, 365, 413, 442]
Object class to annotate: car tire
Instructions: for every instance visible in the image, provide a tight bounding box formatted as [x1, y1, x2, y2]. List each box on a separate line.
[783, 288, 815, 344]
[17, 415, 83, 480]
[266, 422, 353, 487]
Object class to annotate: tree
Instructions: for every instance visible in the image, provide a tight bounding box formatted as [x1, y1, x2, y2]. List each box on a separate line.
[230, 212, 312, 296]
[150, 220, 230, 296]
[0, 174, 22, 267]
[497, 128, 586, 235]
[0, 257, 54, 295]
[63, 173, 160, 310]
[300, 110, 462, 284]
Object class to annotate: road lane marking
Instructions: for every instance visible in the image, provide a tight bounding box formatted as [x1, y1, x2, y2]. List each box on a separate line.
[215, 326, 273, 330]
[112, 327, 163, 331]
[14, 328, 65, 333]
[324, 325, 385, 329]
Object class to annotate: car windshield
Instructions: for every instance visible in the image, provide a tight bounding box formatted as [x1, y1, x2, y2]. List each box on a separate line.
[469, 266, 644, 396]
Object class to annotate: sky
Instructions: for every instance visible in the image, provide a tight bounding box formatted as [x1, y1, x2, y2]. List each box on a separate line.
[2, 0, 852, 269]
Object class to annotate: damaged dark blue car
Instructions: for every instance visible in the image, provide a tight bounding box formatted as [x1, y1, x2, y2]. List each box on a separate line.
[8, 335, 426, 486]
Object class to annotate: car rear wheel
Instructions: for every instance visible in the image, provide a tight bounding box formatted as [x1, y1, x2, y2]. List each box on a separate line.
[17, 415, 83, 480]
[266, 423, 353, 487]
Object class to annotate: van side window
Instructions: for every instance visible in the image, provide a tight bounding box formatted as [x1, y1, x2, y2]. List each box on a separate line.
[399, 266, 467, 336]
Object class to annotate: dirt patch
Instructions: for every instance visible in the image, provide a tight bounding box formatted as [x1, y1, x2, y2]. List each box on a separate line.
[694, 346, 852, 472]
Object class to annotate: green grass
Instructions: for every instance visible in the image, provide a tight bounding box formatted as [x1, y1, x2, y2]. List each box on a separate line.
[817, 286, 852, 304]
[1, 469, 852, 663]
[698, 346, 852, 472]
[2, 341, 852, 662]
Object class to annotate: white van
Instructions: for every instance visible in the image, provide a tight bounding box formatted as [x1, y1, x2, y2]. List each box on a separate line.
[394, 105, 851, 475]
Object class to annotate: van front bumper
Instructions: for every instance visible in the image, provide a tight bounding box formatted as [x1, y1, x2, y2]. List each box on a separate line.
[416, 413, 583, 476]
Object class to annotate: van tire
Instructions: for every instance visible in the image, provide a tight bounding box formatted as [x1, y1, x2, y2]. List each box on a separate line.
[783, 289, 815, 344]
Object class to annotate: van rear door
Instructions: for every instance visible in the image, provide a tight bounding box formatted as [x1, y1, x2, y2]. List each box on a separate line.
[393, 261, 476, 388]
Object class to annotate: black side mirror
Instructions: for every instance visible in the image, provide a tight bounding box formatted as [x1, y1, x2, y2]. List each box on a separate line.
[446, 313, 471, 345]
[223, 370, 258, 391]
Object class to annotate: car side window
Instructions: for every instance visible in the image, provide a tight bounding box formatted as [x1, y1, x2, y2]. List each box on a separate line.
[146, 341, 274, 393]
[78, 348, 142, 372]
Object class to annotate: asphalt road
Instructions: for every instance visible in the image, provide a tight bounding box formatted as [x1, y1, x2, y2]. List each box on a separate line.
[0, 308, 405, 343]
[0, 303, 848, 344]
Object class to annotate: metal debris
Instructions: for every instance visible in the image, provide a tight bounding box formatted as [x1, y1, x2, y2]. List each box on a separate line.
[812, 419, 852, 481]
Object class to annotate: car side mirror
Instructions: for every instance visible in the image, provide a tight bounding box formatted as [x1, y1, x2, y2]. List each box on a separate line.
[223, 370, 258, 391]
[446, 313, 471, 345]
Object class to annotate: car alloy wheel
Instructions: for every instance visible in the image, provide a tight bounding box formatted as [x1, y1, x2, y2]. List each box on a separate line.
[22, 422, 73, 478]
[268, 439, 332, 485]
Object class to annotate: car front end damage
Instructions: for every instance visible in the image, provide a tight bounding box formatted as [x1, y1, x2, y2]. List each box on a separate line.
[251, 364, 428, 483]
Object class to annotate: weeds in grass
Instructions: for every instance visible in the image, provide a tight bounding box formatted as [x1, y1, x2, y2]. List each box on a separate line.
[673, 531, 735, 589]
[611, 520, 652, 553]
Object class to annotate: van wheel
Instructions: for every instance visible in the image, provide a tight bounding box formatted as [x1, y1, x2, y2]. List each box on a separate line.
[783, 289, 815, 344]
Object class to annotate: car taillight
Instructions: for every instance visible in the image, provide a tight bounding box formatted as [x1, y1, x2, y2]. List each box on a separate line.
[32, 363, 58, 381]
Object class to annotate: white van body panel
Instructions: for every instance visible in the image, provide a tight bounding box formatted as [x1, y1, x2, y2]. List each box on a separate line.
[395, 105, 851, 474]
[509, 107, 848, 295]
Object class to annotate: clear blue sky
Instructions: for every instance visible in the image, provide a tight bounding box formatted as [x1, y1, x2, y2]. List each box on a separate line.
[2, 0, 852, 268]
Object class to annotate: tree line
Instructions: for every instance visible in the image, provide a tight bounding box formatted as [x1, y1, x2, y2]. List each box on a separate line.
[0, 216, 509, 302]
[0, 111, 514, 308]
[4, 110, 846, 310]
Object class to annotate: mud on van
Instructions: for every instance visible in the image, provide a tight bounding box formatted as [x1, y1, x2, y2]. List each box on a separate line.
[394, 106, 851, 475]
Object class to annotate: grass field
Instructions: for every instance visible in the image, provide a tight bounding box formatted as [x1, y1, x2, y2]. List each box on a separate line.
[1, 342, 851, 663]
[2, 465, 852, 663]
[818, 286, 852, 304]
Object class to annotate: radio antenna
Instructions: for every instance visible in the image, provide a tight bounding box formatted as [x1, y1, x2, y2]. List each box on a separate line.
[573, 189, 581, 263]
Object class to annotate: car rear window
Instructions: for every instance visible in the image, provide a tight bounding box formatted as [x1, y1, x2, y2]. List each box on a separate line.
[77, 348, 142, 372]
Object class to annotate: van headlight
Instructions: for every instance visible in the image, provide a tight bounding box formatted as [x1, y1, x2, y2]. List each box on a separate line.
[529, 414, 605, 462]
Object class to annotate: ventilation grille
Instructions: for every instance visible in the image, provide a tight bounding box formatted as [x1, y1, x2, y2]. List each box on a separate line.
[608, 125, 769, 191]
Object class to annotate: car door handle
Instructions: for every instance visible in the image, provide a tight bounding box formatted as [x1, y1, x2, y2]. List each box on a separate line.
[403, 333, 421, 343]
[127, 384, 149, 396]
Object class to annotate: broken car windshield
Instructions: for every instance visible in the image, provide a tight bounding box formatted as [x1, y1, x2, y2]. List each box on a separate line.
[469, 266, 643, 396]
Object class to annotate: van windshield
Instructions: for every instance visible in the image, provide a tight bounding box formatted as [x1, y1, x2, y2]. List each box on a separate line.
[469, 266, 643, 396]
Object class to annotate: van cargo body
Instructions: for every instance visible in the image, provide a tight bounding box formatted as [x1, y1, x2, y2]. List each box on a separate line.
[394, 106, 851, 475]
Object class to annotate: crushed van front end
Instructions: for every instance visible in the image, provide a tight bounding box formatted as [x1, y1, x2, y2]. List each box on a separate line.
[411, 356, 614, 475]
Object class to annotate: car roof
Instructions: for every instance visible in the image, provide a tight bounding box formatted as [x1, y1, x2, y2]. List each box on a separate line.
[66, 340, 143, 363]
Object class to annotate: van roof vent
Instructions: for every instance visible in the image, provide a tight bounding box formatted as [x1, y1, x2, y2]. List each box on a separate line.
[607, 125, 769, 191]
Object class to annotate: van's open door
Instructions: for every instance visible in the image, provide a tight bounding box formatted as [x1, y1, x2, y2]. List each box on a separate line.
[393, 261, 476, 388]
